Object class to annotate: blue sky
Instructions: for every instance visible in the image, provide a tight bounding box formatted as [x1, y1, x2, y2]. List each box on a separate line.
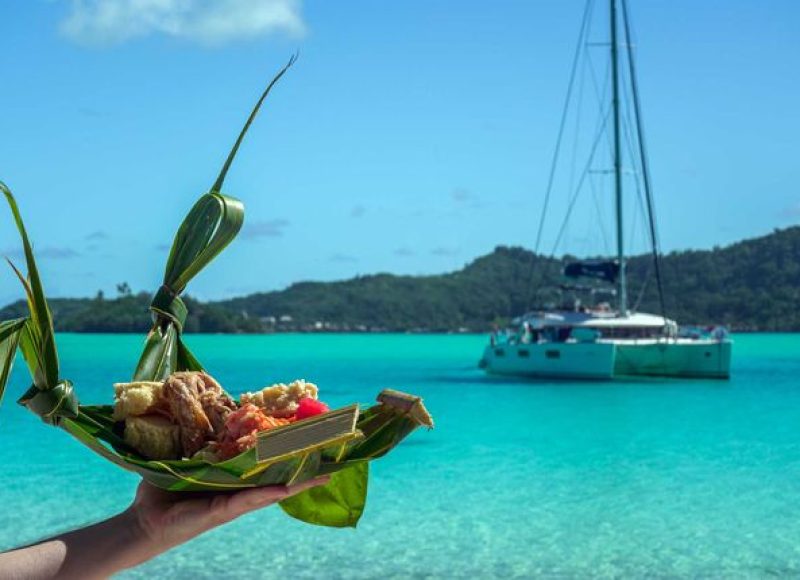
[0, 0, 798, 305]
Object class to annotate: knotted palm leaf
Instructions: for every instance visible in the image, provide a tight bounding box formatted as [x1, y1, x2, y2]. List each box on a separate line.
[0, 59, 433, 528]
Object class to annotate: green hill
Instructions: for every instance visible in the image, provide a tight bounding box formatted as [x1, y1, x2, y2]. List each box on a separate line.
[2, 226, 799, 332]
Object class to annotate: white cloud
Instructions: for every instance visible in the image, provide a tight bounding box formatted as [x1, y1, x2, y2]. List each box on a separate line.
[451, 187, 473, 203]
[60, 0, 306, 46]
[329, 253, 358, 263]
[4, 246, 80, 260]
[241, 218, 290, 240]
[780, 202, 800, 219]
[431, 246, 459, 257]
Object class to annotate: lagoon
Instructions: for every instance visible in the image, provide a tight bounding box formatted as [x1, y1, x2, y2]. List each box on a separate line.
[1, 333, 799, 578]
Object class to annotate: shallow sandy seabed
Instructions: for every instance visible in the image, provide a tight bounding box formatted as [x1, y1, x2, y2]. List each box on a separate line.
[1, 333, 799, 578]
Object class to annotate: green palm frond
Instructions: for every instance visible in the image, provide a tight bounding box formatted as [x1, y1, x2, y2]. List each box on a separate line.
[212, 53, 298, 194]
[0, 58, 434, 529]
[1, 183, 59, 390]
[0, 317, 27, 405]
[133, 56, 295, 382]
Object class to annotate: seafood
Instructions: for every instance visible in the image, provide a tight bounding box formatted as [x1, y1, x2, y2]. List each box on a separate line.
[162, 372, 236, 457]
[113, 372, 331, 461]
[216, 404, 291, 461]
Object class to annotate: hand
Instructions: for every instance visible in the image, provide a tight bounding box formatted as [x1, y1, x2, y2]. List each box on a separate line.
[130, 476, 331, 552]
[0, 476, 331, 579]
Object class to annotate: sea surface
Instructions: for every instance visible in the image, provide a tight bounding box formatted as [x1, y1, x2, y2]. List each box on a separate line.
[1, 333, 799, 578]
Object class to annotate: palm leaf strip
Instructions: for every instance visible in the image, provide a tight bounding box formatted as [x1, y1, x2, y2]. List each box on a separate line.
[0, 58, 433, 528]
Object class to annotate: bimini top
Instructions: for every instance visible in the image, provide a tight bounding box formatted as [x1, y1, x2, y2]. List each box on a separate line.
[515, 310, 676, 330]
[563, 259, 620, 283]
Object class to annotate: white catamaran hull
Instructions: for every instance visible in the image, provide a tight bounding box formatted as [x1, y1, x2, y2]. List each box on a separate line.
[480, 338, 731, 380]
[480, 342, 617, 380]
[478, 1, 736, 383]
[612, 338, 731, 379]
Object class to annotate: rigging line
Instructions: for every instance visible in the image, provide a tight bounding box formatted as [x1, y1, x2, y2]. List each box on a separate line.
[531, 0, 594, 256]
[563, 58, 585, 255]
[625, 118, 653, 310]
[524, 0, 595, 310]
[550, 106, 613, 257]
[585, 41, 614, 165]
[570, 53, 598, 255]
[567, 44, 588, 203]
[619, 50, 646, 218]
[620, 92, 653, 313]
[633, 257, 652, 310]
[577, 18, 615, 259]
[531, 0, 594, 257]
[617, 14, 651, 313]
[583, 38, 614, 256]
[619, 62, 654, 309]
[621, 0, 668, 322]
[586, 30, 619, 261]
[621, 93, 648, 256]
[587, 164, 611, 254]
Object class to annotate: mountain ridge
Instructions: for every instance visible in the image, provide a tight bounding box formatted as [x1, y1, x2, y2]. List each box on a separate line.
[1, 226, 799, 332]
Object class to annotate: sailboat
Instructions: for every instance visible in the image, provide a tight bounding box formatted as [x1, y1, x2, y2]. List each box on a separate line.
[480, 0, 732, 380]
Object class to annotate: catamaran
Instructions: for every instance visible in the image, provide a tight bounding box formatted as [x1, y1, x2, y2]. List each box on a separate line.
[480, 0, 732, 380]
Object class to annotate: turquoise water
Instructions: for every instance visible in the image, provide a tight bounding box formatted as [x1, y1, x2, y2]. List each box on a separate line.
[1, 333, 800, 578]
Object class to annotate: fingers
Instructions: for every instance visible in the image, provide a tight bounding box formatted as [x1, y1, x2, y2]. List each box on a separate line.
[286, 475, 331, 495]
[223, 476, 331, 520]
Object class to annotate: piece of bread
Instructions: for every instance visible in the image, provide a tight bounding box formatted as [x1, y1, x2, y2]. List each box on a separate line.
[240, 379, 318, 418]
[113, 381, 165, 420]
[124, 415, 180, 460]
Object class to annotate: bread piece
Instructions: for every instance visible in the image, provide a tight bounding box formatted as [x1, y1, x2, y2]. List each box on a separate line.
[113, 381, 166, 421]
[124, 415, 180, 459]
[240, 379, 318, 418]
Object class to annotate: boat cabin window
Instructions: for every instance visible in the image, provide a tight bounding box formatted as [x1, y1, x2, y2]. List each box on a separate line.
[589, 326, 664, 339]
[518, 349, 530, 358]
[545, 350, 561, 359]
[542, 327, 571, 343]
[494, 348, 505, 357]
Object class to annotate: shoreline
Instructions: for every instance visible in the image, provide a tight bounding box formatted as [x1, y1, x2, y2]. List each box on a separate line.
[50, 329, 795, 336]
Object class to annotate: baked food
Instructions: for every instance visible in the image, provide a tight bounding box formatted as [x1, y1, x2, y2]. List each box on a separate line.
[240, 379, 318, 418]
[112, 381, 167, 420]
[113, 372, 328, 461]
[124, 415, 180, 459]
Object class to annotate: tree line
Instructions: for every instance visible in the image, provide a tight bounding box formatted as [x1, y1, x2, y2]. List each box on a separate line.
[2, 226, 798, 333]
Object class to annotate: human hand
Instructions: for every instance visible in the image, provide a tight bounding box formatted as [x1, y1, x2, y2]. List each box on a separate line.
[0, 477, 331, 580]
[129, 476, 331, 552]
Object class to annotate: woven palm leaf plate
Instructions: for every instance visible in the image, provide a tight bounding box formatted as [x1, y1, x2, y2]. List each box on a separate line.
[0, 58, 433, 528]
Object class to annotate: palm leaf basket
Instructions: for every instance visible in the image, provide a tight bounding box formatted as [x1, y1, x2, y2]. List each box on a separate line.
[0, 58, 433, 528]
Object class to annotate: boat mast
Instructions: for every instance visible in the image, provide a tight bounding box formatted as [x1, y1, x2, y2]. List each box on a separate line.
[610, 0, 627, 315]
[621, 0, 668, 324]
